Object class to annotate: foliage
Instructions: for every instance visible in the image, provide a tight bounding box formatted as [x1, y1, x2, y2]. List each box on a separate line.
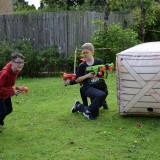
[133, 3, 160, 42]
[35, 45, 68, 74]
[41, 0, 85, 11]
[0, 41, 13, 69]
[145, 5, 160, 41]
[85, 0, 106, 12]
[90, 21, 140, 64]
[108, 0, 155, 13]
[1, 74, 160, 159]
[38, 0, 107, 12]
[107, 0, 156, 41]
[0, 40, 68, 77]
[14, 0, 36, 11]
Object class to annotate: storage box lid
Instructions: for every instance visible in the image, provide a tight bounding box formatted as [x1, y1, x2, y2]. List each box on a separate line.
[117, 42, 160, 56]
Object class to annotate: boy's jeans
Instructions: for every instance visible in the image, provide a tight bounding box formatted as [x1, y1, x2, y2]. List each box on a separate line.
[80, 86, 106, 113]
[0, 97, 13, 125]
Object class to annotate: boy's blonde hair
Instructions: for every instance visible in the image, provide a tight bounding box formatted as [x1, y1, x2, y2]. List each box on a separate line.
[82, 43, 94, 51]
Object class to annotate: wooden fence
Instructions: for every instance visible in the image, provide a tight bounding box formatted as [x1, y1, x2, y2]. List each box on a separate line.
[0, 11, 132, 56]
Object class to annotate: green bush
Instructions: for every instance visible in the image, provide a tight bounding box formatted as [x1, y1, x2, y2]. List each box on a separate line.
[90, 21, 141, 64]
[144, 4, 160, 42]
[0, 41, 13, 69]
[132, 3, 160, 42]
[0, 40, 68, 77]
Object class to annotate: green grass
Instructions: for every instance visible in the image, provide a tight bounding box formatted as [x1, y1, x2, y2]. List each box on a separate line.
[0, 72, 160, 160]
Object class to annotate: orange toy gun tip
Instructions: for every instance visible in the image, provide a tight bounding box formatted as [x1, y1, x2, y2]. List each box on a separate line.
[62, 72, 76, 81]
[109, 66, 114, 70]
[13, 86, 29, 94]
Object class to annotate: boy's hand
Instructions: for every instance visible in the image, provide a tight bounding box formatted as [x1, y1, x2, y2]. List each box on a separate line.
[86, 72, 94, 78]
[63, 80, 70, 86]
[107, 70, 112, 74]
[14, 89, 21, 96]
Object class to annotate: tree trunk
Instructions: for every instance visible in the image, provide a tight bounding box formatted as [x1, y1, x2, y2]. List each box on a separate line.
[140, 1, 146, 42]
[104, 0, 110, 32]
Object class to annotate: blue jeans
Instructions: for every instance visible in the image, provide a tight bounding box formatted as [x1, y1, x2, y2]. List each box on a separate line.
[80, 86, 107, 113]
[0, 97, 13, 125]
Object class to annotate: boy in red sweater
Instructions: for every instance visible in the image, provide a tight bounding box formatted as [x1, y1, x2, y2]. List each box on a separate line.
[0, 53, 24, 132]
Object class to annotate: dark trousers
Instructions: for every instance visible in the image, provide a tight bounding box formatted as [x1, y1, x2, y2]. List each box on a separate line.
[80, 86, 108, 107]
[80, 87, 88, 106]
[79, 86, 106, 113]
[0, 97, 13, 125]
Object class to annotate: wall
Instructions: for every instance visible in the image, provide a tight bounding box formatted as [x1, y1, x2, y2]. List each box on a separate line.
[0, 0, 13, 14]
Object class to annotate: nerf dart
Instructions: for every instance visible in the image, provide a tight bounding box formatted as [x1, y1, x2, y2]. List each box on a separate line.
[80, 57, 86, 62]
[74, 47, 77, 74]
[86, 63, 114, 79]
[13, 86, 29, 94]
[136, 122, 143, 128]
[62, 72, 76, 81]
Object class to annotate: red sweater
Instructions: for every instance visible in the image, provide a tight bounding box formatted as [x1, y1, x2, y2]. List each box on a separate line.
[0, 62, 20, 99]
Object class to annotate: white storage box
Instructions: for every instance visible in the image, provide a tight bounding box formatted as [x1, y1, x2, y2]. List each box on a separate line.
[116, 42, 160, 116]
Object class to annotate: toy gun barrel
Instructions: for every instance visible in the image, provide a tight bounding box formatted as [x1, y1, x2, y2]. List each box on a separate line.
[86, 64, 104, 72]
[86, 64, 106, 78]
[14, 86, 29, 94]
[86, 63, 114, 79]
[62, 72, 76, 81]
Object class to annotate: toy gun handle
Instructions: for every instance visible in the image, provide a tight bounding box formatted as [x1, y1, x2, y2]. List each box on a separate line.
[86, 65, 107, 78]
[99, 63, 114, 78]
[98, 66, 106, 78]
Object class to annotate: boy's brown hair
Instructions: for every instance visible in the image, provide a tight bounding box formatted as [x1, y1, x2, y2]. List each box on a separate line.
[11, 52, 24, 61]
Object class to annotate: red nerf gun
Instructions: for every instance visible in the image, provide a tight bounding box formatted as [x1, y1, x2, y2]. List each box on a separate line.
[13, 86, 29, 94]
[62, 72, 76, 81]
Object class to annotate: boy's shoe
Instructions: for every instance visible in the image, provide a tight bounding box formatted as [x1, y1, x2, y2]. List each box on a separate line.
[92, 109, 99, 118]
[71, 101, 81, 113]
[0, 121, 4, 126]
[0, 125, 3, 133]
[83, 110, 95, 120]
[103, 103, 109, 110]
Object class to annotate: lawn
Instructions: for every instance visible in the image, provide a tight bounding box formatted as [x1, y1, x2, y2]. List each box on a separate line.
[0, 72, 160, 160]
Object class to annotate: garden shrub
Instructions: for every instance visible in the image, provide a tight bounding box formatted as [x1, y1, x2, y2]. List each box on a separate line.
[0, 41, 13, 69]
[90, 21, 141, 64]
[0, 40, 68, 77]
[35, 46, 68, 76]
[144, 5, 160, 42]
